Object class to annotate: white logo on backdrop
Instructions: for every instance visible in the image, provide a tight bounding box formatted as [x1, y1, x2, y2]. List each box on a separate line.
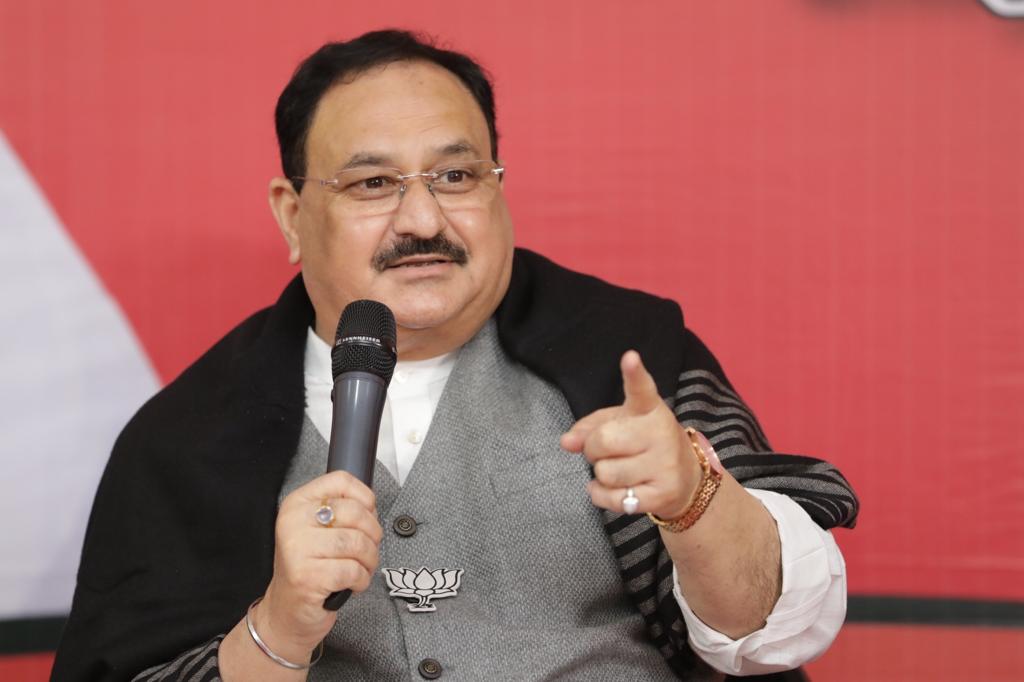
[979, 0, 1024, 17]
[0, 131, 159, 619]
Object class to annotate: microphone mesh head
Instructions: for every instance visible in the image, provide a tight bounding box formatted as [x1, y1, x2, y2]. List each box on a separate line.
[331, 300, 397, 383]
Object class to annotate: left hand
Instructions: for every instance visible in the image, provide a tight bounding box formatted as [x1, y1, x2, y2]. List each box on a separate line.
[560, 350, 703, 518]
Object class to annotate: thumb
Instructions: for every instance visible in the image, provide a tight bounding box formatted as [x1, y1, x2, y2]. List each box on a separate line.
[621, 350, 663, 415]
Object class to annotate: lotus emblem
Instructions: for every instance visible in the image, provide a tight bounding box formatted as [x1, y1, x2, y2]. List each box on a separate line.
[382, 567, 464, 612]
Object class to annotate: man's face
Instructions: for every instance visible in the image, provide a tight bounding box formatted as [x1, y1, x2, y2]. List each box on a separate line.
[272, 60, 514, 359]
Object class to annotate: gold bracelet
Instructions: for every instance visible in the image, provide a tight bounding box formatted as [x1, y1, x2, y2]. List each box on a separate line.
[647, 427, 723, 533]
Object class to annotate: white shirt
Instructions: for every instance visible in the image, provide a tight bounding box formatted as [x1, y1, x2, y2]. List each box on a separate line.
[303, 329, 846, 675]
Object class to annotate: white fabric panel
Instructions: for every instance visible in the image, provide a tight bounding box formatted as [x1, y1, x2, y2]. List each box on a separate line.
[0, 131, 159, 619]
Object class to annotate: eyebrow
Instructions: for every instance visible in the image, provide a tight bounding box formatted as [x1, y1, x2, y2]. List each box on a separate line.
[338, 152, 394, 171]
[437, 140, 479, 158]
[335, 140, 482, 173]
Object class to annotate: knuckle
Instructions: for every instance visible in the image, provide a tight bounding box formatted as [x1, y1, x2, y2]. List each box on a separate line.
[331, 469, 355, 484]
[292, 567, 315, 592]
[594, 460, 620, 487]
[361, 512, 384, 542]
[593, 489, 615, 511]
[333, 531, 355, 557]
[587, 430, 612, 459]
[368, 518, 384, 543]
[340, 499, 370, 528]
[365, 549, 381, 573]
[350, 566, 373, 592]
[339, 561, 363, 588]
[330, 499, 356, 526]
[346, 532, 368, 559]
[330, 563, 350, 590]
[359, 533, 379, 557]
[603, 423, 632, 454]
[324, 470, 355, 493]
[595, 424, 616, 449]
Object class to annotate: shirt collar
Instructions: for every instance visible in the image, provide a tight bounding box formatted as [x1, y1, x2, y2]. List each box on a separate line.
[304, 327, 456, 387]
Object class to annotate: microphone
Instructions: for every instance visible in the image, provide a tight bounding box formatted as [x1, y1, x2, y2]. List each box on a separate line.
[323, 300, 397, 610]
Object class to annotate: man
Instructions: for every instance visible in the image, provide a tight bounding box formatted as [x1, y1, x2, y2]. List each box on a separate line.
[52, 30, 857, 681]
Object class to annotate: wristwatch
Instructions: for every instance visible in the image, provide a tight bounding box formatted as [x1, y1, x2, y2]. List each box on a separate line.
[647, 427, 723, 532]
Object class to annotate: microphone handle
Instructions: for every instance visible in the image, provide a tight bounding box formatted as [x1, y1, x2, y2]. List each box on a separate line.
[324, 589, 352, 611]
[323, 372, 387, 611]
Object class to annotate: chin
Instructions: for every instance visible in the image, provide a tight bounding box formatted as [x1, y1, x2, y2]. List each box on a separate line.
[390, 299, 459, 332]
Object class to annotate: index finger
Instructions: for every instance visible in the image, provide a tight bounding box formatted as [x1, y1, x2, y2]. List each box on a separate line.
[292, 470, 377, 513]
[621, 350, 663, 416]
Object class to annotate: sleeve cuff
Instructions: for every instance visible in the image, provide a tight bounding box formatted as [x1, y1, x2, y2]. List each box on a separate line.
[672, 489, 847, 675]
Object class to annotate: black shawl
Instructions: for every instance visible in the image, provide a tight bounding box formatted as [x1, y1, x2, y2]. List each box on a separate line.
[52, 248, 857, 681]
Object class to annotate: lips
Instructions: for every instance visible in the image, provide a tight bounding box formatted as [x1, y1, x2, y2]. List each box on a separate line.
[386, 255, 453, 269]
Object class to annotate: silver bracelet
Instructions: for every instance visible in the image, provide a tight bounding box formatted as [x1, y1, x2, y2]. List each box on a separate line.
[245, 597, 324, 670]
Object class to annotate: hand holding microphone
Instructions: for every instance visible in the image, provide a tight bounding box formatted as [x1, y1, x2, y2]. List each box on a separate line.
[256, 301, 396, 658]
[322, 300, 397, 609]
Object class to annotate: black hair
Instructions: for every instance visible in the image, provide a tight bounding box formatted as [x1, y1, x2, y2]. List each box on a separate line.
[275, 29, 499, 192]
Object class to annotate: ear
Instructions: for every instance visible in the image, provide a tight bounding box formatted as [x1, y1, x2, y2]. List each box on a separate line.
[269, 177, 302, 265]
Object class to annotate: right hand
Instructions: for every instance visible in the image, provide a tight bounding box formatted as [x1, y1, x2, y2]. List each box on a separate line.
[256, 470, 383, 655]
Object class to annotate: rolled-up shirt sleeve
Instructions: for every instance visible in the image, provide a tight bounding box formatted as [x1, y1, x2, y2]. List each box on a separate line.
[672, 489, 847, 676]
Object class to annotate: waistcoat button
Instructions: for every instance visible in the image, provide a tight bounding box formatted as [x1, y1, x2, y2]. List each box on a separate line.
[418, 657, 443, 679]
[393, 514, 418, 537]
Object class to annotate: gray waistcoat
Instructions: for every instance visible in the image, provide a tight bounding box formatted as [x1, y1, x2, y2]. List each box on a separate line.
[280, 321, 682, 681]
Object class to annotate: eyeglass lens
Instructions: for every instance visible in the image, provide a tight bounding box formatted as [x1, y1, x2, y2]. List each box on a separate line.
[330, 161, 502, 215]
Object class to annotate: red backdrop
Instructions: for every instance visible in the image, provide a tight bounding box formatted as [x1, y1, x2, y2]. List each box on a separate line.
[1, 1, 1022, 679]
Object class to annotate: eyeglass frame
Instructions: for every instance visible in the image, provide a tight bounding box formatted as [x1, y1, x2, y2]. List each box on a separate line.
[290, 160, 505, 201]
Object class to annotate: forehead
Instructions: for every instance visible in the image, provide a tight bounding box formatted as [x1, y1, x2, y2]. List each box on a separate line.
[306, 60, 491, 170]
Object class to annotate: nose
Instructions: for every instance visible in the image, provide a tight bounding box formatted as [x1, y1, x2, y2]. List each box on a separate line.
[391, 176, 446, 239]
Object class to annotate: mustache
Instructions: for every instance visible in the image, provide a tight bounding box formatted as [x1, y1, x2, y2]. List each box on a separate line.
[372, 235, 469, 272]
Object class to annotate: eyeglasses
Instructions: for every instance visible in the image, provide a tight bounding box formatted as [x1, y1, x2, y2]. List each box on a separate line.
[292, 160, 505, 215]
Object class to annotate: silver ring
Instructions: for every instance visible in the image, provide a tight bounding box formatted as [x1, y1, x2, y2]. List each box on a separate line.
[315, 502, 335, 527]
[622, 488, 639, 515]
